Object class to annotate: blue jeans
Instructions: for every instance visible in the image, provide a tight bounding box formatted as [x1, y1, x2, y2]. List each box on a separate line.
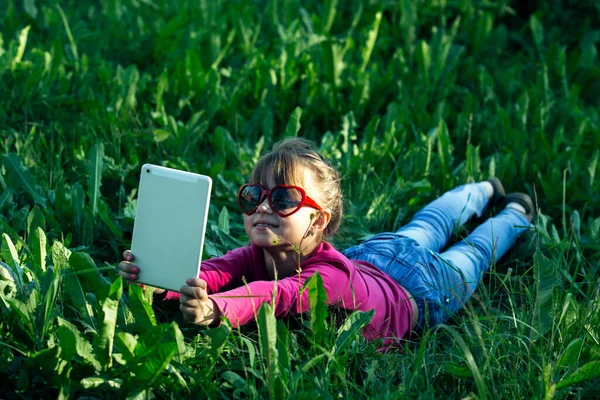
[342, 183, 531, 330]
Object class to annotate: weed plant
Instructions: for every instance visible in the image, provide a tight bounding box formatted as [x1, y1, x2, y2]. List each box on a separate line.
[0, 0, 599, 398]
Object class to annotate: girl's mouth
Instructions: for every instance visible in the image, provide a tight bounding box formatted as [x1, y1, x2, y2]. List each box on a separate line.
[254, 222, 278, 228]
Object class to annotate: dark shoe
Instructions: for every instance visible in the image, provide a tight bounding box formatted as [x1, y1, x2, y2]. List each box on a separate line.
[487, 177, 506, 205]
[505, 192, 536, 222]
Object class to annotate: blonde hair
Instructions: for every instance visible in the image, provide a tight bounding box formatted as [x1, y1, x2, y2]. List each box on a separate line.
[249, 137, 343, 237]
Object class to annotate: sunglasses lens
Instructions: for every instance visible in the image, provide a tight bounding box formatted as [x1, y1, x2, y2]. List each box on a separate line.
[271, 187, 303, 214]
[239, 185, 263, 213]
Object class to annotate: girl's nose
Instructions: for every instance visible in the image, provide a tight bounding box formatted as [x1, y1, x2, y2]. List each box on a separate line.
[256, 198, 272, 213]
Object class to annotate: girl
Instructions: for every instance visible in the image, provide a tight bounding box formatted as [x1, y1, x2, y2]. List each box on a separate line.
[119, 137, 533, 344]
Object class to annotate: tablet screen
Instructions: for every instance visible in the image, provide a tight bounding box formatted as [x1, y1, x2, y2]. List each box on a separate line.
[130, 164, 212, 292]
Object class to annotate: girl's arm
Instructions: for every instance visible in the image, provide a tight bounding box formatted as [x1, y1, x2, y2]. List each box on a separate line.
[208, 264, 349, 328]
[120, 246, 257, 298]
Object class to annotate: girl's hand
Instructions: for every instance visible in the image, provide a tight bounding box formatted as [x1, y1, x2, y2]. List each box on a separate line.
[119, 250, 139, 281]
[118, 250, 165, 294]
[180, 278, 220, 326]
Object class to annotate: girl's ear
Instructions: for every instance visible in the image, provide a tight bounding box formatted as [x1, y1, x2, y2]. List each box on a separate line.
[311, 210, 331, 233]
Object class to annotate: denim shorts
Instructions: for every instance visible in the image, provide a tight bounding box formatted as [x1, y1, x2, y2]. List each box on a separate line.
[342, 233, 467, 330]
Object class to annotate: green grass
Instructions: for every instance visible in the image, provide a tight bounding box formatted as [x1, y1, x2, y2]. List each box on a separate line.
[1, 0, 599, 398]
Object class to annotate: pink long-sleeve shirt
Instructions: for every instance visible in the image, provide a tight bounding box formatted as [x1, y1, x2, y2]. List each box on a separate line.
[165, 241, 413, 343]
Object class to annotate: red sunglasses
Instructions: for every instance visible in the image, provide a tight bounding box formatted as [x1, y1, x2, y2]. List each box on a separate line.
[237, 184, 323, 217]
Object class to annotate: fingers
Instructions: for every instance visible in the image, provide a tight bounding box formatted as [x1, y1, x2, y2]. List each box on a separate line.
[123, 250, 134, 261]
[179, 296, 216, 326]
[180, 284, 208, 301]
[119, 250, 139, 281]
[118, 269, 139, 281]
[185, 278, 208, 289]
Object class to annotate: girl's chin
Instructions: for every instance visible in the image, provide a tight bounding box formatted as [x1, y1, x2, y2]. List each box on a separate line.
[250, 234, 294, 249]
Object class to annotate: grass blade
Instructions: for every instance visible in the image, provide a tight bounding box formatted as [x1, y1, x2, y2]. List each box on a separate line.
[360, 11, 382, 73]
[87, 143, 104, 216]
[436, 324, 489, 398]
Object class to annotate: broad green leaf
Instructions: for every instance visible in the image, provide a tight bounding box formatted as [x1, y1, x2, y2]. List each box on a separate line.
[26, 206, 46, 239]
[570, 211, 581, 240]
[128, 284, 156, 331]
[153, 129, 170, 143]
[23, 0, 38, 18]
[205, 321, 232, 363]
[591, 217, 600, 241]
[97, 200, 123, 241]
[30, 227, 47, 275]
[275, 320, 290, 398]
[51, 241, 72, 270]
[1, 233, 25, 294]
[465, 144, 481, 181]
[218, 206, 230, 234]
[93, 277, 123, 370]
[283, 107, 302, 137]
[172, 322, 187, 364]
[529, 15, 544, 56]
[556, 338, 584, 368]
[321, 0, 337, 33]
[443, 362, 473, 378]
[130, 323, 179, 384]
[258, 302, 279, 398]
[68, 252, 108, 299]
[533, 250, 561, 335]
[87, 143, 104, 216]
[360, 12, 382, 72]
[0, 261, 17, 297]
[28, 345, 60, 377]
[0, 188, 13, 211]
[222, 371, 246, 389]
[1, 154, 46, 208]
[400, 0, 417, 58]
[340, 112, 357, 172]
[13, 26, 30, 65]
[305, 272, 328, 345]
[211, 30, 236, 70]
[240, 336, 256, 369]
[556, 361, 600, 389]
[39, 273, 60, 344]
[115, 331, 138, 363]
[124, 66, 140, 111]
[57, 324, 77, 363]
[418, 40, 431, 83]
[6, 291, 38, 343]
[80, 377, 123, 389]
[334, 309, 374, 355]
[57, 317, 101, 370]
[321, 41, 344, 88]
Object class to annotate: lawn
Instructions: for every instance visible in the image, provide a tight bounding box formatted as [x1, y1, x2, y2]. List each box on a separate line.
[1, 0, 599, 398]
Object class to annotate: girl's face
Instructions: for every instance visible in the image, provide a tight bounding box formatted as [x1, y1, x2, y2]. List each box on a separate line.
[243, 170, 328, 253]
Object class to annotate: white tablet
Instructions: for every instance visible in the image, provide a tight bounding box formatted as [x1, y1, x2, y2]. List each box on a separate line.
[130, 164, 212, 292]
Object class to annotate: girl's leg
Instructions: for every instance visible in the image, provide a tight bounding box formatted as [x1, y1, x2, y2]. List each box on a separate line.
[396, 182, 493, 252]
[435, 207, 531, 319]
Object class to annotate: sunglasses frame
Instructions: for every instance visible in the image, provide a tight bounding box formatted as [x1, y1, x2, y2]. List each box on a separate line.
[237, 183, 323, 217]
